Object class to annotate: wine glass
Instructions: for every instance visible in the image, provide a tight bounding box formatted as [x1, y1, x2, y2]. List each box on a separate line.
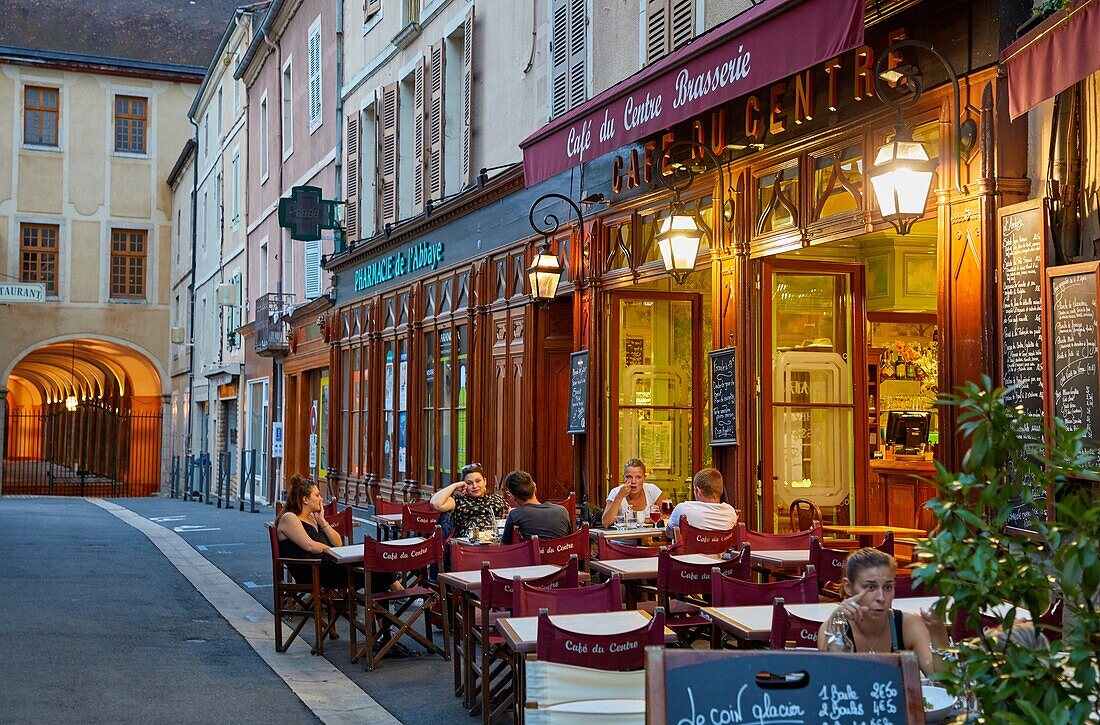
[661, 500, 673, 517]
[649, 505, 662, 526]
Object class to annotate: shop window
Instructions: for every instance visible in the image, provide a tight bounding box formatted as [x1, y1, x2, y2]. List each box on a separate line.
[423, 322, 469, 490]
[755, 165, 800, 236]
[605, 219, 634, 273]
[810, 143, 864, 223]
[340, 347, 352, 476]
[381, 340, 408, 483]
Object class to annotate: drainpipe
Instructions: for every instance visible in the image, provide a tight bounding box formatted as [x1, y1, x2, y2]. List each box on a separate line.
[260, 19, 285, 504]
[184, 115, 200, 498]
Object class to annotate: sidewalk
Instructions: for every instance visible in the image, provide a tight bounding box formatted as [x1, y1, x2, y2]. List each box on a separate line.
[0, 495, 475, 725]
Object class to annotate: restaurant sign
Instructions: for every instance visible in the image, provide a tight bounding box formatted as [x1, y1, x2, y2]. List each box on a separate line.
[0, 282, 46, 303]
[353, 240, 445, 292]
[519, 0, 864, 187]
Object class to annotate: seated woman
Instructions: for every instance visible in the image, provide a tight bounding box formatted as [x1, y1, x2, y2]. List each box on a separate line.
[277, 476, 399, 594]
[601, 458, 665, 528]
[429, 462, 508, 538]
[818, 548, 949, 676]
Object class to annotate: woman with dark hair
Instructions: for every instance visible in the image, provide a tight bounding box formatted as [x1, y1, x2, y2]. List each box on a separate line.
[277, 476, 400, 593]
[429, 462, 508, 538]
[818, 548, 950, 676]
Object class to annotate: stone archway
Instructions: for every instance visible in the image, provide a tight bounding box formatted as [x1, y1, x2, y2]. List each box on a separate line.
[3, 338, 163, 496]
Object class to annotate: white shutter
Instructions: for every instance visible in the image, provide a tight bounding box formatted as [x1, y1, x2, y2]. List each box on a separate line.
[304, 238, 322, 299]
[412, 57, 427, 214]
[567, 0, 587, 110]
[670, 0, 695, 53]
[308, 21, 322, 130]
[461, 6, 474, 185]
[550, 0, 569, 118]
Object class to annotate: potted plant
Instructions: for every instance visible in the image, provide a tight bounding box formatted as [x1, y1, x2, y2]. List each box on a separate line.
[914, 377, 1099, 723]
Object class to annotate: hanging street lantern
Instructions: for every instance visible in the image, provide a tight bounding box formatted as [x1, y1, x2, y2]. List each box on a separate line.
[655, 139, 729, 284]
[526, 193, 584, 304]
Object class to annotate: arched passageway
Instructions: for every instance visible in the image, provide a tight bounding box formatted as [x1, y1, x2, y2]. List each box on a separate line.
[3, 339, 163, 496]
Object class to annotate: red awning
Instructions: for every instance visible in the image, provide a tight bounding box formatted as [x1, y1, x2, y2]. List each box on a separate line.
[519, 0, 865, 187]
[1002, 0, 1100, 120]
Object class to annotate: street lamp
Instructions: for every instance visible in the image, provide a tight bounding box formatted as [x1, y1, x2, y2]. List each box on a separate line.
[655, 139, 726, 284]
[870, 39, 976, 235]
[526, 193, 583, 303]
[65, 340, 78, 411]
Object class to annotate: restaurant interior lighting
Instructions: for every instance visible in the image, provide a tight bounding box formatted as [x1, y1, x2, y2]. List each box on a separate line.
[870, 39, 976, 235]
[526, 192, 584, 304]
[65, 340, 78, 411]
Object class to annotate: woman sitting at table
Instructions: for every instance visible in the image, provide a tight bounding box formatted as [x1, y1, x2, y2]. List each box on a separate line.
[818, 548, 949, 676]
[429, 462, 508, 538]
[277, 476, 399, 594]
[601, 458, 665, 528]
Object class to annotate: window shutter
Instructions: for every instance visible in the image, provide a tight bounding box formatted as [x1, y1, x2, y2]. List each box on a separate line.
[461, 6, 474, 186]
[568, 0, 587, 110]
[550, 0, 569, 117]
[646, 0, 668, 64]
[379, 83, 399, 227]
[412, 57, 427, 214]
[308, 26, 322, 128]
[670, 0, 695, 53]
[345, 111, 360, 242]
[304, 238, 322, 299]
[428, 39, 445, 200]
[364, 0, 382, 20]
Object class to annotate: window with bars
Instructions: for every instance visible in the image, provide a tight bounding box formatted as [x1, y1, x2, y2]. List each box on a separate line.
[114, 95, 147, 153]
[24, 86, 59, 146]
[645, 0, 695, 65]
[20, 223, 59, 295]
[110, 228, 147, 299]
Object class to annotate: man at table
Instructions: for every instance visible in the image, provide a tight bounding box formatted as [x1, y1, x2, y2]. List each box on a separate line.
[665, 467, 738, 539]
[501, 470, 572, 544]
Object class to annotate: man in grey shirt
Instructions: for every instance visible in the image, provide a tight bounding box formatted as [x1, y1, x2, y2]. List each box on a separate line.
[501, 470, 573, 544]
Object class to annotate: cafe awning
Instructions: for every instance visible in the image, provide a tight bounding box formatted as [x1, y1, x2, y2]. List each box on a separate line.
[1001, 0, 1100, 120]
[519, 0, 865, 187]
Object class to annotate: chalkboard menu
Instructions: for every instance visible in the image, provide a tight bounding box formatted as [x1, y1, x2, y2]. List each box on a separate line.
[647, 649, 922, 725]
[710, 347, 737, 446]
[566, 351, 588, 435]
[999, 200, 1048, 530]
[1049, 264, 1100, 465]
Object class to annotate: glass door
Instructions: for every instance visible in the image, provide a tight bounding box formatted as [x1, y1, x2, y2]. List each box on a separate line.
[609, 291, 703, 504]
[761, 261, 866, 531]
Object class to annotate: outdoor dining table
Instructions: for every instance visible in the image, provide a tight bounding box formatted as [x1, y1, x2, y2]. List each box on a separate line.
[437, 564, 591, 711]
[323, 535, 425, 564]
[821, 524, 927, 547]
[587, 526, 668, 542]
[369, 512, 403, 541]
[588, 554, 721, 608]
[496, 610, 675, 725]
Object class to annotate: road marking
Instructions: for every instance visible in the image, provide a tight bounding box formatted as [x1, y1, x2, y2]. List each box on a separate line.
[244, 581, 273, 589]
[150, 516, 187, 522]
[196, 542, 246, 551]
[174, 525, 220, 533]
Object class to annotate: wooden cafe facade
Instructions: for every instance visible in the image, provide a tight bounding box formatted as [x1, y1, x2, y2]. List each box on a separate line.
[324, 0, 1059, 533]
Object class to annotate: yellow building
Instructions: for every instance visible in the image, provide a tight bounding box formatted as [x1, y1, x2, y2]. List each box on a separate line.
[0, 4, 241, 496]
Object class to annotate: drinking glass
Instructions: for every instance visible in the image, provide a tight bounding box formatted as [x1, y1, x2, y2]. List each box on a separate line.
[649, 505, 662, 526]
[661, 500, 673, 516]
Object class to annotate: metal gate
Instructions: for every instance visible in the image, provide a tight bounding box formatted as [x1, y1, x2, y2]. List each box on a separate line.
[3, 403, 163, 497]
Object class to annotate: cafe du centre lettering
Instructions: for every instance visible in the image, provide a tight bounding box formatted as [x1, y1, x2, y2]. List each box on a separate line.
[353, 240, 445, 292]
[606, 30, 912, 194]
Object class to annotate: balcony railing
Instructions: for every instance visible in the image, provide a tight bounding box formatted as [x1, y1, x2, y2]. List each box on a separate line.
[254, 293, 294, 356]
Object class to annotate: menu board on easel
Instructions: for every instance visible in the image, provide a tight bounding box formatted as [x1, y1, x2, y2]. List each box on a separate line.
[998, 200, 1049, 530]
[1047, 262, 1100, 468]
[709, 348, 737, 446]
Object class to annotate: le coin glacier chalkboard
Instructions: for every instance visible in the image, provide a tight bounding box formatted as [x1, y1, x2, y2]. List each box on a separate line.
[710, 348, 737, 446]
[566, 350, 589, 435]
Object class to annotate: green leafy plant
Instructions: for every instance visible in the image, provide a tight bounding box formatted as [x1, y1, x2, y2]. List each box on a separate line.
[914, 376, 1099, 724]
[1035, 0, 1073, 19]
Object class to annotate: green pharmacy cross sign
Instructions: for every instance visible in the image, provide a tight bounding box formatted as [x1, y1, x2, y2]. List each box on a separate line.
[278, 185, 340, 241]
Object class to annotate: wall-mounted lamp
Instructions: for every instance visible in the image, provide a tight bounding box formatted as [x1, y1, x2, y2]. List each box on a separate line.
[526, 193, 583, 304]
[870, 39, 977, 235]
[65, 340, 78, 411]
[655, 139, 727, 284]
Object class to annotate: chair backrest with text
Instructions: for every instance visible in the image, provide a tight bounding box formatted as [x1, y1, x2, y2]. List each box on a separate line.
[533, 524, 590, 568]
[536, 607, 665, 671]
[769, 597, 825, 649]
[657, 549, 751, 598]
[402, 501, 441, 536]
[810, 535, 848, 592]
[596, 533, 659, 560]
[711, 565, 819, 607]
[327, 507, 354, 545]
[514, 575, 622, 617]
[373, 497, 403, 517]
[680, 520, 740, 555]
[362, 527, 442, 575]
[480, 557, 579, 611]
[744, 524, 821, 551]
[448, 537, 542, 571]
[548, 492, 577, 523]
